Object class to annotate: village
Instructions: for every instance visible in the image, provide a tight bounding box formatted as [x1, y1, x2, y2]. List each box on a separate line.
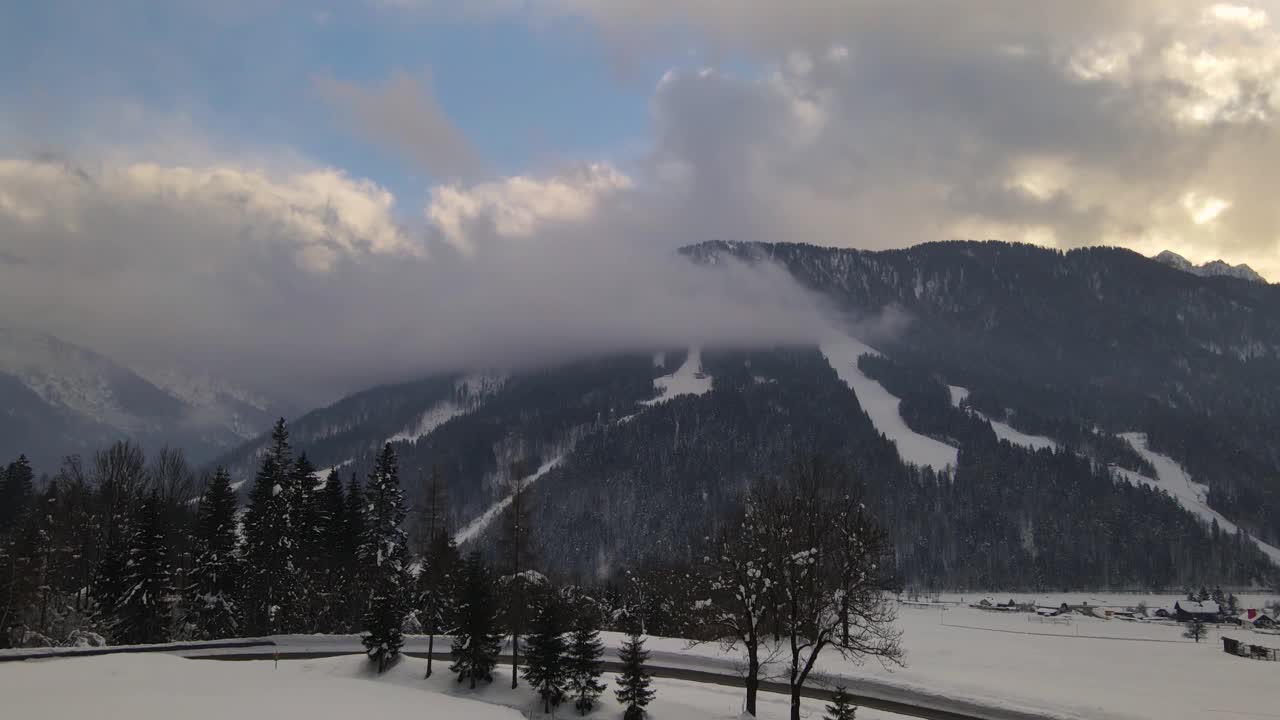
[960, 594, 1280, 661]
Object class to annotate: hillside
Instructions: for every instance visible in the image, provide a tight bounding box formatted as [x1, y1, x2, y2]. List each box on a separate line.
[0, 327, 292, 470]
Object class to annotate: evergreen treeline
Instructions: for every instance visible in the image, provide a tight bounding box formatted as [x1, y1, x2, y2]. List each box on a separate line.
[0, 426, 630, 717]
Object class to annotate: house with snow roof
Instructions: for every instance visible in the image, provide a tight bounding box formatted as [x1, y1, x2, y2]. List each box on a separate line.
[1240, 609, 1276, 630]
[1174, 600, 1220, 622]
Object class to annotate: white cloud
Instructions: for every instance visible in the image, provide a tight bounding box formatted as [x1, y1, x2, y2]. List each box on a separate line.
[1181, 191, 1232, 224]
[426, 163, 633, 252]
[1207, 3, 1271, 29]
[0, 152, 832, 399]
[0, 158, 418, 273]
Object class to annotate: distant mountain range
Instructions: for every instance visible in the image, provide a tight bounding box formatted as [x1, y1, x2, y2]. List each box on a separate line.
[200, 240, 1280, 590]
[0, 327, 295, 471]
[1154, 250, 1267, 284]
[8, 241, 1279, 589]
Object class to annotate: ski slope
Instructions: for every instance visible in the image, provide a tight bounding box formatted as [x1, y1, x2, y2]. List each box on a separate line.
[454, 455, 564, 545]
[1118, 433, 1280, 566]
[386, 401, 463, 444]
[642, 347, 712, 405]
[821, 337, 958, 471]
[948, 385, 1058, 452]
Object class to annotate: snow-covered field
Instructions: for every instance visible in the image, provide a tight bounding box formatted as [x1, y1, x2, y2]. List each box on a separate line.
[643, 347, 713, 406]
[2, 652, 902, 720]
[9, 597, 1280, 720]
[633, 602, 1280, 720]
[821, 337, 958, 470]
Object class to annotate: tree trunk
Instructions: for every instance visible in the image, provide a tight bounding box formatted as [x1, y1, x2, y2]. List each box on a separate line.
[511, 633, 519, 688]
[789, 687, 802, 720]
[424, 631, 434, 678]
[745, 643, 760, 715]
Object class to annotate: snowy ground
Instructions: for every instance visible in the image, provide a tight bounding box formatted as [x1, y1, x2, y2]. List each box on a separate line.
[10, 597, 1279, 720]
[2, 652, 903, 720]
[643, 347, 713, 406]
[820, 337, 958, 471]
[628, 603, 1280, 720]
[1117, 432, 1280, 566]
[947, 385, 1057, 452]
[453, 454, 565, 545]
[386, 401, 463, 445]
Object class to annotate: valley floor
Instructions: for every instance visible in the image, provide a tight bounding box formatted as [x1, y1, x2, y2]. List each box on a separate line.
[1, 651, 904, 720]
[5, 599, 1278, 720]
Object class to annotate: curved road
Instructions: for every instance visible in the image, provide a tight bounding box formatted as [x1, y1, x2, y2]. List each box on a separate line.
[4, 640, 1064, 720]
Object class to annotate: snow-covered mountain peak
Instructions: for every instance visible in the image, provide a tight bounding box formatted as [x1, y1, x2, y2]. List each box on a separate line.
[1155, 250, 1266, 283]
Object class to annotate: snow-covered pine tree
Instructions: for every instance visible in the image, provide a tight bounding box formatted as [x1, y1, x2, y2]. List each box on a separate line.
[361, 443, 411, 673]
[825, 686, 858, 720]
[0, 455, 34, 535]
[418, 527, 461, 679]
[343, 474, 369, 630]
[566, 606, 606, 715]
[315, 469, 348, 631]
[451, 551, 503, 689]
[184, 467, 242, 640]
[522, 596, 570, 714]
[615, 632, 655, 720]
[115, 493, 175, 645]
[290, 453, 324, 632]
[240, 419, 298, 635]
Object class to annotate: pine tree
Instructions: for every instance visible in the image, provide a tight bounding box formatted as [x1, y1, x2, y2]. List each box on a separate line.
[1184, 618, 1207, 643]
[290, 453, 323, 632]
[566, 607, 606, 716]
[615, 632, 655, 720]
[240, 419, 298, 635]
[361, 444, 411, 673]
[418, 528, 460, 679]
[522, 596, 570, 714]
[115, 493, 175, 645]
[0, 490, 48, 644]
[0, 455, 34, 535]
[184, 468, 243, 640]
[343, 474, 368, 630]
[451, 551, 503, 689]
[315, 469, 349, 631]
[825, 687, 858, 720]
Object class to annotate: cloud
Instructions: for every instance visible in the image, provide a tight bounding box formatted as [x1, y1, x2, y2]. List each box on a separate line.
[426, 163, 633, 253]
[369, 0, 1280, 280]
[315, 70, 486, 181]
[0, 154, 835, 401]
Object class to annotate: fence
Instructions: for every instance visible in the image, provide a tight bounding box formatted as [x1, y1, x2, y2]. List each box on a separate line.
[1222, 636, 1280, 661]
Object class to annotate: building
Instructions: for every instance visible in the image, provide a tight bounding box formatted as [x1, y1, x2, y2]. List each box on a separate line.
[1240, 609, 1276, 630]
[1174, 600, 1221, 623]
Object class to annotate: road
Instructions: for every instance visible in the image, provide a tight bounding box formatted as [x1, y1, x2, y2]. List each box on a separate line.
[3, 637, 1063, 720]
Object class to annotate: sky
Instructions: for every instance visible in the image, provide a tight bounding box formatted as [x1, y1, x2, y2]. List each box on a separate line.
[2, 1, 1279, 399]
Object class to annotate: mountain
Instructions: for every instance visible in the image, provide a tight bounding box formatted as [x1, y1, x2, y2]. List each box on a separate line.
[208, 240, 1280, 591]
[0, 327, 293, 471]
[1154, 250, 1267, 284]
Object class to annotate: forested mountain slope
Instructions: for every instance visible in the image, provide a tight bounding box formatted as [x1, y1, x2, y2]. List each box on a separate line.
[686, 240, 1280, 548]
